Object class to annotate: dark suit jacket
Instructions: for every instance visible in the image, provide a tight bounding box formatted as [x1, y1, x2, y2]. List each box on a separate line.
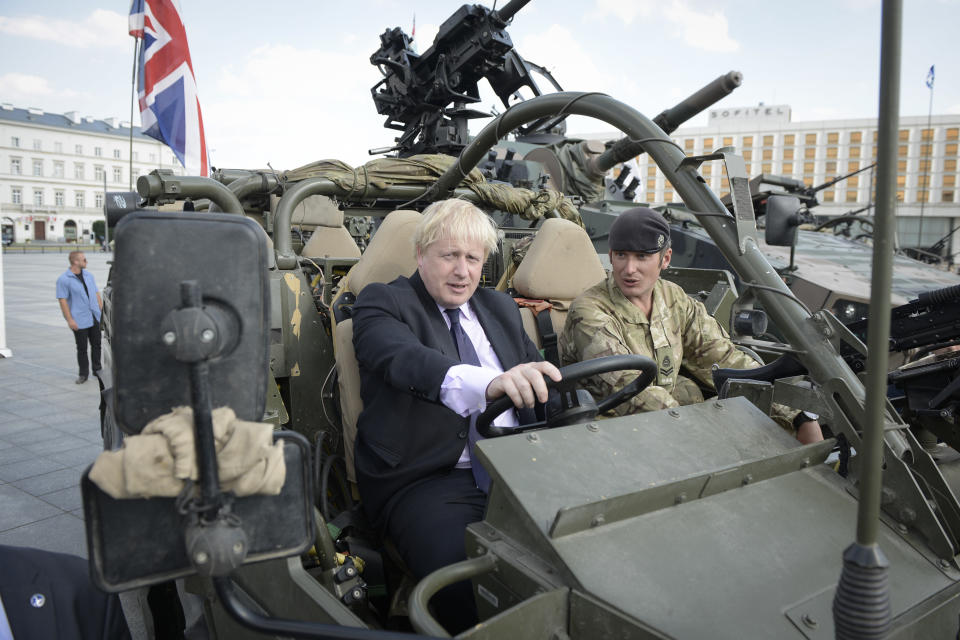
[352, 271, 541, 527]
[0, 545, 130, 640]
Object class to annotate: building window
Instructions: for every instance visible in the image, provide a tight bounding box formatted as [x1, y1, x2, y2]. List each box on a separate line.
[784, 134, 795, 146]
[53, 161, 64, 178]
[919, 159, 932, 172]
[826, 147, 838, 158]
[849, 161, 861, 173]
[849, 146, 861, 158]
[113, 148, 121, 159]
[946, 143, 958, 156]
[827, 132, 839, 144]
[850, 132, 863, 144]
[32, 139, 42, 151]
[75, 144, 83, 154]
[94, 146, 103, 157]
[897, 144, 907, 157]
[10, 158, 21, 175]
[112, 167, 122, 183]
[804, 148, 816, 159]
[947, 128, 959, 141]
[10, 136, 20, 148]
[75, 192, 85, 208]
[742, 136, 753, 148]
[782, 162, 793, 174]
[762, 149, 773, 160]
[94, 165, 104, 181]
[826, 161, 837, 173]
[74, 163, 84, 179]
[95, 192, 104, 208]
[54, 190, 64, 206]
[921, 143, 932, 156]
[11, 187, 21, 204]
[822, 190, 835, 202]
[896, 175, 907, 187]
[946, 159, 957, 172]
[646, 178, 656, 190]
[848, 177, 859, 188]
[722, 136, 733, 147]
[783, 149, 794, 160]
[647, 166, 657, 177]
[762, 135, 774, 146]
[684, 139, 694, 151]
[133, 151, 139, 161]
[805, 133, 817, 145]
[33, 189, 43, 206]
[54, 141, 63, 153]
[846, 191, 858, 203]
[742, 150, 752, 161]
[703, 137, 713, 149]
[761, 162, 772, 174]
[921, 128, 933, 141]
[898, 129, 909, 141]
[944, 191, 955, 202]
[32, 159, 43, 176]
[803, 162, 815, 174]
[702, 163, 712, 176]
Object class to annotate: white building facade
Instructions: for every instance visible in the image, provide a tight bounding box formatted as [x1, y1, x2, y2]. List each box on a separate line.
[0, 103, 184, 244]
[594, 105, 960, 260]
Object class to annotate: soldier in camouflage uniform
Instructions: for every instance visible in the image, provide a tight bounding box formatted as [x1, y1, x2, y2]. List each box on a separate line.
[559, 207, 823, 444]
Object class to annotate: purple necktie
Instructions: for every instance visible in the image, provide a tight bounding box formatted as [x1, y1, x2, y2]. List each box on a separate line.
[445, 308, 491, 493]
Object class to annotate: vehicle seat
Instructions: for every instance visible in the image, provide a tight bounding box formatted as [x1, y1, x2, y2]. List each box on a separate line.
[333, 210, 422, 483]
[293, 195, 361, 259]
[512, 218, 606, 363]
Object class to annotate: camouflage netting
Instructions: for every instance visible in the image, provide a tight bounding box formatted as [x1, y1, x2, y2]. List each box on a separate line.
[283, 154, 582, 226]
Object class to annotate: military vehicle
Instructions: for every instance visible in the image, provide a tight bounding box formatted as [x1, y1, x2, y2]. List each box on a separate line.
[83, 2, 960, 639]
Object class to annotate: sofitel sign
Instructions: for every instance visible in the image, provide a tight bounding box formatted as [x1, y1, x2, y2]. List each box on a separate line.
[709, 104, 791, 123]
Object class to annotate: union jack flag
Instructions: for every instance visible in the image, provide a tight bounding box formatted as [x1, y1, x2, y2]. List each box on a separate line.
[129, 0, 209, 176]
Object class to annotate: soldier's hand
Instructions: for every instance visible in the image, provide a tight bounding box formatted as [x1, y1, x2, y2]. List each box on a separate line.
[67, 319, 79, 331]
[486, 361, 562, 409]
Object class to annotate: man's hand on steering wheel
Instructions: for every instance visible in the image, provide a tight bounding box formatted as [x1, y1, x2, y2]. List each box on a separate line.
[477, 355, 657, 437]
[485, 361, 562, 409]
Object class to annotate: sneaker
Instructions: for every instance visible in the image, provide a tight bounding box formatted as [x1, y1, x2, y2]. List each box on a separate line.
[75, 375, 88, 384]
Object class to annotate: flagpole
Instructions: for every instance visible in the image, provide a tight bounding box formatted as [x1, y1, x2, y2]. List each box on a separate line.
[129, 37, 139, 192]
[918, 65, 934, 248]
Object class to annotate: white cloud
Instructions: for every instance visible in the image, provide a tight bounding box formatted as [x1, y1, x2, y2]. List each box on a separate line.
[662, 1, 739, 53]
[590, 0, 657, 24]
[0, 72, 57, 97]
[0, 9, 128, 48]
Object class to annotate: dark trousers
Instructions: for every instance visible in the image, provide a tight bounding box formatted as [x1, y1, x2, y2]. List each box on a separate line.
[386, 468, 486, 634]
[73, 320, 101, 377]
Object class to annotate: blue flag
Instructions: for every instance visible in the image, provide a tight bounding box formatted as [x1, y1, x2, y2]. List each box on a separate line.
[926, 65, 935, 89]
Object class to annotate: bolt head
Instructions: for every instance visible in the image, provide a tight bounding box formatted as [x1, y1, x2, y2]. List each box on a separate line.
[200, 328, 215, 343]
[668, 409, 680, 418]
[194, 551, 209, 565]
[162, 331, 176, 345]
[527, 432, 539, 442]
[586, 422, 599, 432]
[232, 542, 244, 555]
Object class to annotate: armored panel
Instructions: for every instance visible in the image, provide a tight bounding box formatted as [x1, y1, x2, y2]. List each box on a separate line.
[111, 211, 270, 433]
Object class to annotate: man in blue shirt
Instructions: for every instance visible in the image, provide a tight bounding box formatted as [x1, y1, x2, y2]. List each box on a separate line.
[56, 251, 102, 384]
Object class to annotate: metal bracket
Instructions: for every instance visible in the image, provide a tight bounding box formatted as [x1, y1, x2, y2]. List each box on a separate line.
[679, 147, 757, 255]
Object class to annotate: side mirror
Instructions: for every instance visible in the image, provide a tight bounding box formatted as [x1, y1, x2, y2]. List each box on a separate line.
[764, 194, 803, 247]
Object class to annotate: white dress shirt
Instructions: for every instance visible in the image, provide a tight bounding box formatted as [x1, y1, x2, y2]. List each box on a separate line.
[438, 301, 519, 466]
[0, 594, 15, 640]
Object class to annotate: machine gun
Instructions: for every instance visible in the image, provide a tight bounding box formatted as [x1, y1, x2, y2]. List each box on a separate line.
[369, 0, 551, 157]
[843, 284, 960, 447]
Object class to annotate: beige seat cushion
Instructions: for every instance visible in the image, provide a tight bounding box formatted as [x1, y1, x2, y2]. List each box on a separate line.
[512, 219, 604, 354]
[346, 209, 422, 295]
[301, 226, 361, 259]
[334, 319, 362, 483]
[335, 209, 423, 482]
[512, 218, 605, 300]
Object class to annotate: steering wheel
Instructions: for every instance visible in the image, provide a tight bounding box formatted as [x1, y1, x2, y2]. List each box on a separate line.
[476, 354, 657, 438]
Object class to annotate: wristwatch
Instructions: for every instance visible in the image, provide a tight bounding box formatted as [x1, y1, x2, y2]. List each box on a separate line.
[793, 410, 819, 429]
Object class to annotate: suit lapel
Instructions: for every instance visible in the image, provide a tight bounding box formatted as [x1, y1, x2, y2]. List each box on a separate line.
[2, 561, 58, 640]
[409, 272, 459, 359]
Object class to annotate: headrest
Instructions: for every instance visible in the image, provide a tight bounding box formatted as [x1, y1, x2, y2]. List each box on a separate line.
[270, 194, 344, 227]
[513, 218, 606, 300]
[347, 210, 422, 295]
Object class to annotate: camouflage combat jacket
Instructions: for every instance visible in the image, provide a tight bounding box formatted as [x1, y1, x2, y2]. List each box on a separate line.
[559, 274, 796, 432]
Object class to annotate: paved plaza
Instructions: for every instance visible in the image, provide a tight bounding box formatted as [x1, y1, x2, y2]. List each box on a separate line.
[0, 251, 150, 638]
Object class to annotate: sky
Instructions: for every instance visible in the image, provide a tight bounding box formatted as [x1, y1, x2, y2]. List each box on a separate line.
[1, 0, 958, 171]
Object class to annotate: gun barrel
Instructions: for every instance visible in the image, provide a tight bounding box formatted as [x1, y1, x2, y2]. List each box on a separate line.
[916, 283, 960, 307]
[492, 0, 531, 23]
[588, 70, 742, 176]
